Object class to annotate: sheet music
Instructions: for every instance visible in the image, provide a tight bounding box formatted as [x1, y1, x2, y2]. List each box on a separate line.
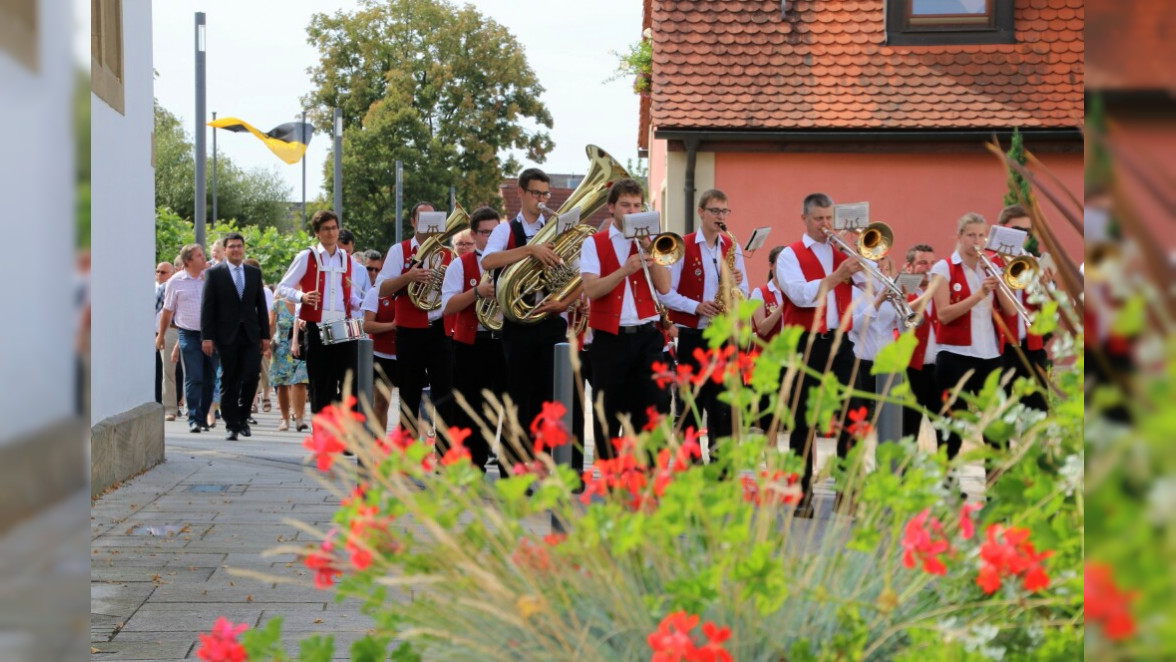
[555, 207, 581, 235]
[833, 202, 869, 231]
[744, 226, 772, 252]
[895, 273, 924, 294]
[987, 225, 1027, 256]
[622, 211, 661, 239]
[417, 211, 447, 235]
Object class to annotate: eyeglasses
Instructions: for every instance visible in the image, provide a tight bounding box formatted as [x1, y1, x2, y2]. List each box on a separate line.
[456, 242, 475, 247]
[366, 267, 380, 273]
[704, 208, 732, 216]
[474, 229, 494, 235]
[525, 189, 552, 200]
[155, 270, 169, 274]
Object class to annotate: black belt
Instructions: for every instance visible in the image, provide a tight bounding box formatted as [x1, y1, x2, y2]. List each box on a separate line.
[476, 330, 497, 340]
[805, 329, 842, 341]
[429, 319, 445, 330]
[618, 322, 656, 335]
[676, 326, 705, 337]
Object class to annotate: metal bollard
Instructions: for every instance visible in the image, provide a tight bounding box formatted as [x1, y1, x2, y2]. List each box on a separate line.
[552, 342, 574, 467]
[351, 337, 374, 416]
[874, 371, 904, 473]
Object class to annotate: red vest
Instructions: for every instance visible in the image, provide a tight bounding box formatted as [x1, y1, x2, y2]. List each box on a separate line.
[451, 252, 482, 345]
[298, 248, 352, 322]
[781, 240, 853, 333]
[394, 239, 452, 329]
[907, 292, 934, 371]
[587, 232, 658, 335]
[370, 295, 398, 356]
[753, 284, 786, 342]
[937, 260, 998, 346]
[667, 231, 735, 328]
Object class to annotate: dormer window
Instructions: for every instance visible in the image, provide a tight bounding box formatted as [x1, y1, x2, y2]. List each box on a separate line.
[887, 0, 1015, 45]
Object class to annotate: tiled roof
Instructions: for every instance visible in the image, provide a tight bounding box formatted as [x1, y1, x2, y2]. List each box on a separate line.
[648, 0, 1083, 132]
[500, 179, 612, 228]
[1086, 0, 1175, 91]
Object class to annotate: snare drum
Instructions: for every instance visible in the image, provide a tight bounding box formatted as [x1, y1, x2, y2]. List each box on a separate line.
[319, 318, 366, 345]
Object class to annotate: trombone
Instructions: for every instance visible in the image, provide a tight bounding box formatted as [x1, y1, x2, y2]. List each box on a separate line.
[974, 245, 1039, 327]
[631, 226, 684, 329]
[824, 224, 919, 329]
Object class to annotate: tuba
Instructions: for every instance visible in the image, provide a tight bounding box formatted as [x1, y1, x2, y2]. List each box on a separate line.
[493, 145, 631, 325]
[406, 204, 470, 311]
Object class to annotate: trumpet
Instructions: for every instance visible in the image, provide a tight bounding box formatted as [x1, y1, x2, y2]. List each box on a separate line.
[975, 245, 1039, 327]
[824, 224, 919, 329]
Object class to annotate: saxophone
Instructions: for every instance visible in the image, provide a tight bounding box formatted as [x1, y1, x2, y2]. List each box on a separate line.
[714, 222, 744, 315]
[406, 204, 470, 311]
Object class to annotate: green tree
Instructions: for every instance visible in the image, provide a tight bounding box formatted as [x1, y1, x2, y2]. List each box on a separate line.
[304, 0, 554, 250]
[1003, 127, 1034, 208]
[155, 101, 294, 231]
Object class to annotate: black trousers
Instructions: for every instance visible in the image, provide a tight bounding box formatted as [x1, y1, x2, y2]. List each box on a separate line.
[590, 324, 670, 462]
[904, 364, 940, 441]
[675, 327, 733, 458]
[155, 345, 163, 404]
[216, 326, 262, 433]
[303, 322, 353, 415]
[789, 332, 856, 497]
[500, 316, 567, 468]
[396, 322, 454, 439]
[452, 334, 506, 471]
[936, 350, 1004, 460]
[1002, 340, 1049, 411]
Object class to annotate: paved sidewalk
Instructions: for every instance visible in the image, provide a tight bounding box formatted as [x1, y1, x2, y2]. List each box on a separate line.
[90, 409, 384, 660]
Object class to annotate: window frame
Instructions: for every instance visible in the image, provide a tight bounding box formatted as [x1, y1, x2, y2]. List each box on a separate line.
[91, 0, 125, 115]
[0, 0, 38, 72]
[887, 0, 1015, 46]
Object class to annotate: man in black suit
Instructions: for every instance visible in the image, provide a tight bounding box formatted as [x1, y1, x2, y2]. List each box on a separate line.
[201, 232, 271, 440]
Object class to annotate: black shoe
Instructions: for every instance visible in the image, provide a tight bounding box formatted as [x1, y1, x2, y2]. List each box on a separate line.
[247, 416, 258, 425]
[225, 430, 239, 441]
[239, 425, 252, 438]
[189, 422, 202, 433]
[201, 424, 211, 432]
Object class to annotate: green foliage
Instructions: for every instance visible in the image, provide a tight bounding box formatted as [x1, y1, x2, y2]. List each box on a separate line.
[608, 36, 653, 94]
[76, 69, 91, 248]
[155, 207, 312, 283]
[304, 0, 554, 250]
[1002, 127, 1033, 208]
[155, 101, 294, 231]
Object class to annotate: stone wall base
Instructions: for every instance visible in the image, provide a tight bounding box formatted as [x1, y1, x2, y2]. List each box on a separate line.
[90, 402, 165, 499]
[0, 418, 87, 532]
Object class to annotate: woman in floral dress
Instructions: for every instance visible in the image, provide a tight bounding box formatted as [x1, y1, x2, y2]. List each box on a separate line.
[268, 294, 309, 431]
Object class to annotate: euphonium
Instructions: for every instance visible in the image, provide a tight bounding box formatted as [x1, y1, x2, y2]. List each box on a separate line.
[714, 222, 744, 314]
[474, 272, 503, 332]
[406, 203, 470, 311]
[495, 145, 631, 325]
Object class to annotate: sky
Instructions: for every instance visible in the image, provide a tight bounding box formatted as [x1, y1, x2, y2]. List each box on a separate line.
[86, 0, 644, 203]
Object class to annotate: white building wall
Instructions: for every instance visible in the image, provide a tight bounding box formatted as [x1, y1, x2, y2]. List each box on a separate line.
[0, 0, 75, 443]
[90, 0, 155, 426]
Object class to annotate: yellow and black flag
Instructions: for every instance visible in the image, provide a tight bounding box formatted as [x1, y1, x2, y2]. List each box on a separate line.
[207, 117, 313, 165]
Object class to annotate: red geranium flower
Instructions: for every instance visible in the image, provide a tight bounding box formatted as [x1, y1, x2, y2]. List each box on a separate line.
[304, 531, 342, 589]
[302, 396, 365, 472]
[696, 622, 734, 662]
[902, 509, 951, 576]
[440, 426, 473, 466]
[648, 611, 700, 661]
[977, 524, 1052, 594]
[959, 502, 981, 541]
[511, 538, 551, 573]
[531, 401, 570, 454]
[1085, 562, 1137, 641]
[845, 406, 874, 440]
[195, 617, 248, 662]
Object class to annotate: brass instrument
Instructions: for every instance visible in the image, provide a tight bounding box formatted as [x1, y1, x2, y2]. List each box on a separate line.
[975, 245, 1039, 327]
[714, 222, 744, 314]
[406, 204, 470, 311]
[824, 223, 919, 329]
[494, 145, 631, 325]
[474, 272, 503, 332]
[632, 227, 683, 329]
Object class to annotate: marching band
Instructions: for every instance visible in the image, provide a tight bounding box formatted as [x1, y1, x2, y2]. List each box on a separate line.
[278, 151, 1058, 495]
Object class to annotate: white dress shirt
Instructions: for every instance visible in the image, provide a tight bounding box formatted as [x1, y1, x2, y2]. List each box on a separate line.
[580, 225, 660, 327]
[276, 243, 361, 323]
[440, 252, 485, 331]
[776, 233, 864, 331]
[661, 230, 749, 329]
[350, 254, 371, 300]
[375, 237, 443, 323]
[481, 211, 546, 260]
[850, 296, 899, 361]
[929, 251, 1000, 359]
[360, 288, 396, 359]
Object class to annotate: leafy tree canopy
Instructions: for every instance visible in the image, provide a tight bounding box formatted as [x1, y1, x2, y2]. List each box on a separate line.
[305, 0, 554, 251]
[155, 101, 294, 232]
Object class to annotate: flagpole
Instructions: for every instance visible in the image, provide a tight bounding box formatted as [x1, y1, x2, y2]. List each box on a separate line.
[333, 107, 343, 222]
[211, 110, 218, 224]
[301, 110, 307, 229]
[194, 12, 207, 247]
[395, 160, 403, 245]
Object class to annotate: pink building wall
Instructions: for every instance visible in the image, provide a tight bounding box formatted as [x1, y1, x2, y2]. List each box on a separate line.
[711, 150, 1085, 288]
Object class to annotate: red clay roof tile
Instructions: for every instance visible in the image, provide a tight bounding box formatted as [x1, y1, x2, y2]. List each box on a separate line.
[647, 0, 1083, 131]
